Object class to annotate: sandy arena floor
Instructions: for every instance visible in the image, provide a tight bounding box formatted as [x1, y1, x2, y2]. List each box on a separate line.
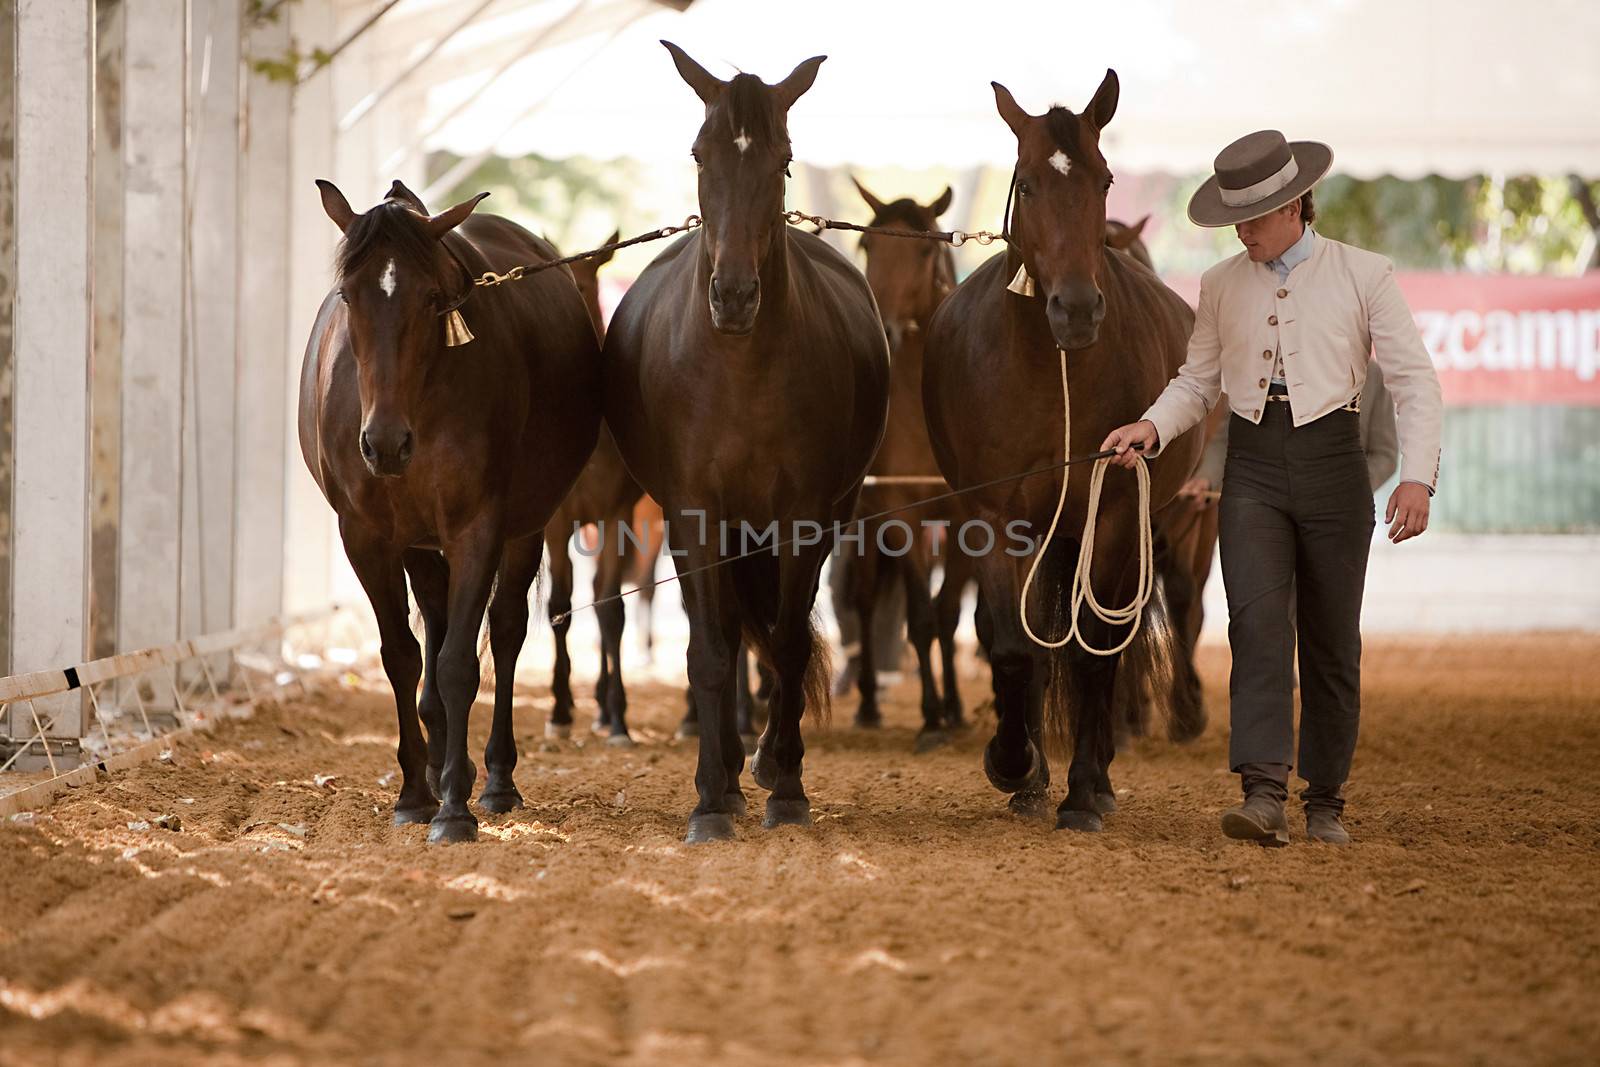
[2, 635, 1598, 1066]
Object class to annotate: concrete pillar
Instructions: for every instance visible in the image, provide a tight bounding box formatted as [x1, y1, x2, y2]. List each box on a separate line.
[234, 8, 292, 628]
[0, 0, 17, 678]
[183, 0, 239, 645]
[89, 0, 126, 661]
[12, 0, 95, 738]
[283, 0, 337, 614]
[117, 0, 187, 658]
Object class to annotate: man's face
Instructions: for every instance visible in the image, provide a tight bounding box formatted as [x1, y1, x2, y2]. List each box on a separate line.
[1234, 202, 1303, 262]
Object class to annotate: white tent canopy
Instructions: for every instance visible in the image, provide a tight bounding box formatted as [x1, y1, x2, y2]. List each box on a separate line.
[372, 0, 1600, 178]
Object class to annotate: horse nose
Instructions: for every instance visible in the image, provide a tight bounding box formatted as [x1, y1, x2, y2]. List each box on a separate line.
[360, 423, 415, 477]
[709, 272, 760, 331]
[1046, 284, 1106, 349]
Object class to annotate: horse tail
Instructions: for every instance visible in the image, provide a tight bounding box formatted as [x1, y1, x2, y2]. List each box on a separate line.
[729, 553, 832, 726]
[1035, 533, 1177, 760]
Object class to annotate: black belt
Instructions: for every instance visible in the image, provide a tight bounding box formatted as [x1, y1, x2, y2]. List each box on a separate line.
[1267, 382, 1289, 397]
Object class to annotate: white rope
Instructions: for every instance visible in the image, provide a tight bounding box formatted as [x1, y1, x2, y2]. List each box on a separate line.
[1018, 348, 1155, 656]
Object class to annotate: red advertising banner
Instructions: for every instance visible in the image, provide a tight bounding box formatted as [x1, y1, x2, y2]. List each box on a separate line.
[1166, 273, 1600, 406]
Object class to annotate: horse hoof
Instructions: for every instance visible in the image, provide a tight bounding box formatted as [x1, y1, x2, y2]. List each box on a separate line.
[545, 721, 571, 740]
[427, 813, 479, 844]
[478, 787, 524, 814]
[983, 738, 1040, 795]
[685, 813, 736, 844]
[725, 791, 748, 818]
[675, 720, 700, 739]
[740, 733, 758, 757]
[393, 801, 439, 826]
[1094, 791, 1118, 815]
[1008, 789, 1052, 820]
[604, 733, 635, 748]
[750, 747, 777, 792]
[854, 711, 883, 730]
[763, 797, 811, 829]
[913, 728, 949, 755]
[1055, 808, 1104, 833]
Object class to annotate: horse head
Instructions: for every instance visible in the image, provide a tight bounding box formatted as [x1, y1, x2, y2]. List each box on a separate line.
[851, 177, 956, 353]
[662, 40, 824, 335]
[316, 178, 487, 477]
[992, 70, 1120, 350]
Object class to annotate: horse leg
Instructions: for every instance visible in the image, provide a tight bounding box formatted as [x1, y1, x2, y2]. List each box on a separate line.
[594, 536, 632, 746]
[735, 641, 760, 755]
[678, 529, 742, 843]
[851, 541, 884, 729]
[479, 534, 543, 814]
[344, 522, 434, 824]
[756, 542, 828, 829]
[1159, 533, 1207, 744]
[974, 543, 1049, 816]
[402, 547, 449, 799]
[903, 543, 947, 753]
[1055, 550, 1139, 833]
[934, 549, 972, 729]
[428, 516, 504, 844]
[545, 531, 577, 739]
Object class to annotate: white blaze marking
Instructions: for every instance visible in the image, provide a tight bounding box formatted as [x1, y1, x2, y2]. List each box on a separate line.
[735, 129, 752, 154]
[1049, 150, 1072, 176]
[379, 258, 397, 298]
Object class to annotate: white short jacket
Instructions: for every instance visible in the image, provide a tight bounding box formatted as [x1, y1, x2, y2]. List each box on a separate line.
[1142, 232, 1442, 490]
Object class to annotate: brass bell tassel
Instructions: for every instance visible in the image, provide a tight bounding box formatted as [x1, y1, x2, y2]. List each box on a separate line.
[443, 308, 475, 346]
[1006, 263, 1035, 297]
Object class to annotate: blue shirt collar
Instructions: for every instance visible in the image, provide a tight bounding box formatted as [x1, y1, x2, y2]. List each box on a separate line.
[1266, 225, 1315, 280]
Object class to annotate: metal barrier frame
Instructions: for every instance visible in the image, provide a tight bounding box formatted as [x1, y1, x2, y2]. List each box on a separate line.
[0, 607, 342, 817]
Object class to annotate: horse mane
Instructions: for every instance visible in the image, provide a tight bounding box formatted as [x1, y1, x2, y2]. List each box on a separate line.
[335, 200, 441, 282]
[723, 72, 785, 146]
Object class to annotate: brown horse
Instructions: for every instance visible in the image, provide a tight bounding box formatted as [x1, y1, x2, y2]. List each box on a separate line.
[923, 73, 1203, 831]
[1105, 214, 1154, 270]
[603, 43, 889, 842]
[300, 179, 600, 843]
[844, 178, 970, 747]
[1103, 213, 1214, 744]
[544, 236, 644, 745]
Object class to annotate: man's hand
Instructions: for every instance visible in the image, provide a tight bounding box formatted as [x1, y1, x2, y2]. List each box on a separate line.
[1100, 420, 1159, 469]
[1385, 482, 1431, 543]
[1178, 476, 1217, 509]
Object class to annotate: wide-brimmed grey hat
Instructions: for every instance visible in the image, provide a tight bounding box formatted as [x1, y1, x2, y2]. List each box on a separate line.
[1187, 130, 1333, 227]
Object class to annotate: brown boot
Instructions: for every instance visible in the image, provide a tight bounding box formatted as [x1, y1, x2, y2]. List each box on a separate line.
[1220, 763, 1290, 847]
[1304, 784, 1350, 844]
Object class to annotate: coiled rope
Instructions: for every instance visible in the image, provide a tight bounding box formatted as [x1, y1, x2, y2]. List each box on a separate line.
[1017, 348, 1155, 656]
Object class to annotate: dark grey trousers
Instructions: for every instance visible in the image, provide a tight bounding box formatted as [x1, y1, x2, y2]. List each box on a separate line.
[1219, 404, 1375, 787]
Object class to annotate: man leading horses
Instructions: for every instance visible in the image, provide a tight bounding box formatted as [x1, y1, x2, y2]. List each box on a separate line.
[1102, 131, 1443, 846]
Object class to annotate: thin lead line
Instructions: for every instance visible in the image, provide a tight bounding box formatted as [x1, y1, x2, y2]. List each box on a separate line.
[552, 444, 1142, 625]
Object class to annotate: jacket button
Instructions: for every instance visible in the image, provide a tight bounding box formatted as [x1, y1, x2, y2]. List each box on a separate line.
[1268, 314, 1278, 326]
[1258, 377, 1267, 388]
[1277, 288, 1288, 298]
[1262, 349, 1272, 359]
[1253, 408, 1261, 418]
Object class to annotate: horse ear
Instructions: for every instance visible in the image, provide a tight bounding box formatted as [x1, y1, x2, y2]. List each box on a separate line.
[991, 82, 1031, 138]
[661, 40, 723, 105]
[387, 179, 428, 213]
[316, 179, 357, 233]
[773, 55, 826, 111]
[1105, 223, 1136, 250]
[1086, 68, 1119, 129]
[851, 175, 886, 217]
[591, 229, 621, 268]
[928, 185, 954, 219]
[425, 191, 489, 240]
[1127, 213, 1150, 238]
